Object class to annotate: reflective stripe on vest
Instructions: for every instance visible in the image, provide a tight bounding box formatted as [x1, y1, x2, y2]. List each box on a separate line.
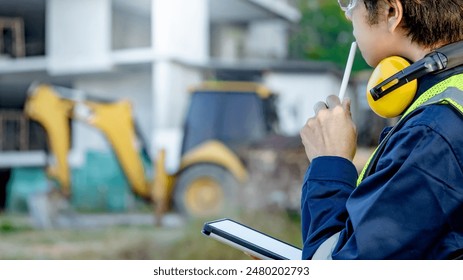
[357, 73, 463, 186]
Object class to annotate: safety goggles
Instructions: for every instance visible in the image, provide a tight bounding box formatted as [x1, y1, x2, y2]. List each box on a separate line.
[338, 0, 358, 15]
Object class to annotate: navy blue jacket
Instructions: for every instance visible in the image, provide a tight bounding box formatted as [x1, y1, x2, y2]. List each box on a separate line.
[301, 67, 463, 259]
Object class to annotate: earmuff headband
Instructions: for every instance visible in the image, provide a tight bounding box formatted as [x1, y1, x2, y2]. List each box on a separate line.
[370, 40, 463, 101]
[370, 52, 446, 100]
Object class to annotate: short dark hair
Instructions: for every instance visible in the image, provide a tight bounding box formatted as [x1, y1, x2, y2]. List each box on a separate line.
[363, 0, 463, 48]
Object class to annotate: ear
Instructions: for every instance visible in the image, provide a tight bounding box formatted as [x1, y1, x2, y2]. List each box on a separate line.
[387, 0, 403, 33]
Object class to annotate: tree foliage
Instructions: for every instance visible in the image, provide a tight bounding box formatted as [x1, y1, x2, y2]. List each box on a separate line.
[289, 0, 369, 72]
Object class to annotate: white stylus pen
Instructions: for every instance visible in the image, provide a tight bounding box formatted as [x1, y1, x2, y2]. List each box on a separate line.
[338, 41, 357, 100]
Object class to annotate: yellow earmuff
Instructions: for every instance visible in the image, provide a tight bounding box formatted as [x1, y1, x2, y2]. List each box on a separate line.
[366, 40, 463, 118]
[367, 56, 418, 118]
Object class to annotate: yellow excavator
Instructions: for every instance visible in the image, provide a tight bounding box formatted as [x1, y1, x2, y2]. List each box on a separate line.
[23, 82, 286, 222]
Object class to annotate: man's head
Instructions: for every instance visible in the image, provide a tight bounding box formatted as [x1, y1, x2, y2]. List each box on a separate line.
[342, 0, 463, 66]
[362, 0, 463, 49]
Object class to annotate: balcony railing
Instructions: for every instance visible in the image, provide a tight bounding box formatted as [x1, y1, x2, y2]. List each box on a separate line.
[0, 17, 25, 58]
[0, 110, 47, 152]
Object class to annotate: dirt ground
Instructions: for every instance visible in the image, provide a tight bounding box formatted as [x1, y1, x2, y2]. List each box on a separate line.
[239, 146, 374, 212]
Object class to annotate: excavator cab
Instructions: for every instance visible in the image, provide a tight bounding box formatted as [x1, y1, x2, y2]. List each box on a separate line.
[181, 81, 279, 155]
[172, 82, 281, 217]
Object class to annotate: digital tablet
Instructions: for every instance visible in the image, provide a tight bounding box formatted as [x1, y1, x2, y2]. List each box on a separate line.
[202, 218, 302, 260]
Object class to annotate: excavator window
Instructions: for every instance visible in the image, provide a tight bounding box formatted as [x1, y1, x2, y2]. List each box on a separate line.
[181, 90, 270, 154]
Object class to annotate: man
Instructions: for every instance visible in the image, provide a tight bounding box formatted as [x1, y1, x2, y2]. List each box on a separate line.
[299, 0, 463, 259]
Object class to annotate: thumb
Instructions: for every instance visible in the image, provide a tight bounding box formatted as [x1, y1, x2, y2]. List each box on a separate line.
[343, 97, 352, 112]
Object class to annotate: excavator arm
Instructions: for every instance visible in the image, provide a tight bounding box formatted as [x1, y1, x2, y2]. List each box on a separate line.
[24, 84, 174, 210]
[77, 98, 151, 198]
[25, 84, 74, 196]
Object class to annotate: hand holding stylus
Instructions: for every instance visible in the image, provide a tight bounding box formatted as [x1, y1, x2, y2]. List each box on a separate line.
[300, 42, 358, 162]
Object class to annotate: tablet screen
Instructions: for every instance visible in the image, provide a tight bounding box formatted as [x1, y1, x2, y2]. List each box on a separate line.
[203, 219, 301, 260]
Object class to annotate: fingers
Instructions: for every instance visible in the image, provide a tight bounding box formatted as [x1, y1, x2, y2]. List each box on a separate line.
[313, 95, 342, 115]
[343, 97, 351, 111]
[313, 101, 328, 115]
[243, 252, 261, 260]
[326, 95, 341, 108]
[342, 98, 353, 117]
[303, 95, 357, 162]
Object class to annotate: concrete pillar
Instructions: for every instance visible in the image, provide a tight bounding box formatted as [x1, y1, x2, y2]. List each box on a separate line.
[151, 0, 209, 171]
[47, 0, 111, 74]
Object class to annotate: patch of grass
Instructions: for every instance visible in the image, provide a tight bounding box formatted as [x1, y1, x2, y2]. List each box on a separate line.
[0, 216, 33, 234]
[0, 210, 302, 260]
[156, 210, 302, 260]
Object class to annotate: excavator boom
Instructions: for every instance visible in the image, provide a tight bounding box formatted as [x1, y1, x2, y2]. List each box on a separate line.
[24, 84, 170, 201]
